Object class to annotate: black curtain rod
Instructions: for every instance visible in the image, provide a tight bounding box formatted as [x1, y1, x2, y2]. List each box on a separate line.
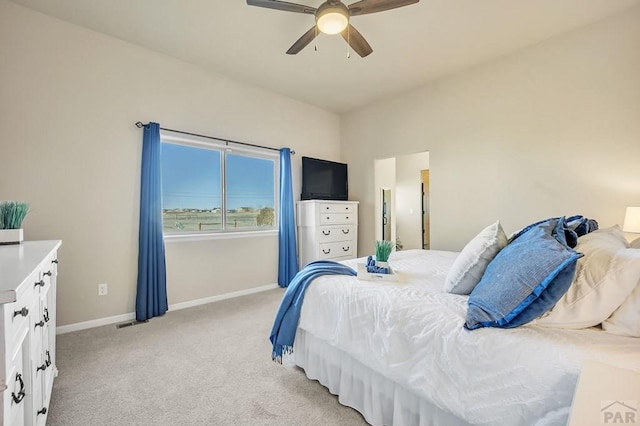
[135, 122, 295, 154]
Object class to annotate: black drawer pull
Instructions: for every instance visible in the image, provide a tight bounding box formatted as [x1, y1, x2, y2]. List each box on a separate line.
[326, 216, 330, 220]
[342, 229, 350, 234]
[52, 259, 59, 264]
[37, 407, 47, 416]
[43, 271, 52, 277]
[44, 307, 50, 323]
[37, 360, 48, 372]
[11, 373, 25, 404]
[342, 246, 350, 251]
[325, 206, 330, 210]
[322, 230, 330, 236]
[35, 320, 45, 328]
[322, 249, 331, 254]
[45, 350, 52, 367]
[346, 216, 349, 220]
[13, 307, 28, 318]
[34, 280, 45, 288]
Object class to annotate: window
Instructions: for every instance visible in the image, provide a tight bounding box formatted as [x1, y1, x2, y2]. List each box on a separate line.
[160, 132, 278, 235]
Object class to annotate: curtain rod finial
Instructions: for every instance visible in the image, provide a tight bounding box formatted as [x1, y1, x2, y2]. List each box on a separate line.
[135, 121, 144, 128]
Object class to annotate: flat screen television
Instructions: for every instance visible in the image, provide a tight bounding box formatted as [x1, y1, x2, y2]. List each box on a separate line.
[301, 156, 348, 201]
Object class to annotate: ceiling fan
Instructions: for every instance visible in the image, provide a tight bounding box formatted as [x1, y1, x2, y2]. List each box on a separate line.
[246, 0, 419, 58]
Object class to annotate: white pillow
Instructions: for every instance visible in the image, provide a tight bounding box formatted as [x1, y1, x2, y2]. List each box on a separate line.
[602, 278, 640, 337]
[444, 221, 507, 295]
[536, 226, 640, 329]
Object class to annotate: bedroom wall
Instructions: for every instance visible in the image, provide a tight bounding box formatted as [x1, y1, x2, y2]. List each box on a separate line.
[0, 1, 341, 327]
[342, 7, 640, 253]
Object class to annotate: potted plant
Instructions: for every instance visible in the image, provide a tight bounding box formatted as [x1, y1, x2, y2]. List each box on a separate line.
[375, 240, 394, 267]
[0, 201, 29, 245]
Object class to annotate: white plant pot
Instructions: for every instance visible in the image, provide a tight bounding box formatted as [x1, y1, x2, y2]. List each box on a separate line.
[375, 260, 389, 268]
[0, 229, 23, 245]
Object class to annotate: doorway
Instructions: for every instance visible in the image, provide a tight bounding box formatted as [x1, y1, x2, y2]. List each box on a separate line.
[374, 152, 429, 251]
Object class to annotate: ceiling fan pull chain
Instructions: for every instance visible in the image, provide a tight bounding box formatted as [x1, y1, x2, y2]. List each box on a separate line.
[315, 25, 318, 52]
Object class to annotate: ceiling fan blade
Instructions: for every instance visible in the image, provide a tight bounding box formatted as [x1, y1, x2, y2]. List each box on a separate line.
[348, 0, 418, 16]
[246, 0, 316, 14]
[286, 26, 318, 55]
[341, 24, 373, 58]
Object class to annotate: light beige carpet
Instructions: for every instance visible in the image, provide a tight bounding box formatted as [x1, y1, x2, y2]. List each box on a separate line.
[47, 288, 367, 425]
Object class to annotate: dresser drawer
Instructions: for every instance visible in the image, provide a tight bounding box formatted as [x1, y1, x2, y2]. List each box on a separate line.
[318, 241, 355, 259]
[319, 213, 356, 225]
[319, 202, 356, 214]
[5, 343, 27, 426]
[34, 257, 55, 296]
[318, 225, 355, 243]
[3, 274, 37, 354]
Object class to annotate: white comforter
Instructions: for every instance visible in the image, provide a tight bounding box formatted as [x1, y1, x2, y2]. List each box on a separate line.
[297, 249, 640, 426]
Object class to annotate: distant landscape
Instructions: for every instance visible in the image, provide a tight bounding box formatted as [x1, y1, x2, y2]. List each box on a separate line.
[162, 207, 274, 232]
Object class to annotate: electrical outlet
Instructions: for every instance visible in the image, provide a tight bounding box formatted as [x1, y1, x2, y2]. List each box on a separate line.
[98, 283, 108, 296]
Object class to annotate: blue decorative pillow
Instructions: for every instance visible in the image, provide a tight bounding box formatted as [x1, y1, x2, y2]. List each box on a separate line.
[465, 218, 583, 330]
[509, 215, 598, 249]
[565, 214, 599, 238]
[510, 216, 579, 247]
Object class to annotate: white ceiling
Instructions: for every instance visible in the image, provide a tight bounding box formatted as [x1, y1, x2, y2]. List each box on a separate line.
[9, 0, 640, 113]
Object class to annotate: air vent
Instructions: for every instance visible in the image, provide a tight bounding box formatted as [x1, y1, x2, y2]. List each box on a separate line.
[116, 320, 148, 329]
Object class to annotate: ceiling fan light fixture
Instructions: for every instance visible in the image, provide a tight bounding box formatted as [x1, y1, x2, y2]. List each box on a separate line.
[247, 0, 420, 57]
[316, 5, 349, 35]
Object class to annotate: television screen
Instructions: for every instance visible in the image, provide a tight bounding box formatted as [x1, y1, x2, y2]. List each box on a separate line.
[301, 157, 348, 201]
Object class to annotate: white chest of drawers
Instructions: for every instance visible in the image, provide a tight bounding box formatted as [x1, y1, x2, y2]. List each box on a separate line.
[0, 240, 61, 426]
[297, 200, 358, 267]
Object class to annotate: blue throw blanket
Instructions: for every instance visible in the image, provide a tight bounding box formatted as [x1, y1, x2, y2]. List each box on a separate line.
[269, 260, 356, 362]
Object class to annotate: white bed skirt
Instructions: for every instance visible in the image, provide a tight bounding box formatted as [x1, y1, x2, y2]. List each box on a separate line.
[293, 328, 470, 426]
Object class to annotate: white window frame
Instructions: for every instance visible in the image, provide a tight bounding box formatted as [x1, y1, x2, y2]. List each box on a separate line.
[160, 130, 279, 241]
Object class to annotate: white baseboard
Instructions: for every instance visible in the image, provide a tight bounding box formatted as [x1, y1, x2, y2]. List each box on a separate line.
[168, 283, 280, 311]
[56, 312, 136, 335]
[56, 283, 281, 335]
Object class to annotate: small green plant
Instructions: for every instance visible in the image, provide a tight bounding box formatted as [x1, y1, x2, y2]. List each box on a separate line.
[0, 201, 30, 230]
[375, 240, 394, 263]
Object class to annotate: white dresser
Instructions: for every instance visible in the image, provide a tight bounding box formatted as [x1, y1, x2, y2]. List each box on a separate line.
[0, 240, 60, 426]
[297, 200, 358, 267]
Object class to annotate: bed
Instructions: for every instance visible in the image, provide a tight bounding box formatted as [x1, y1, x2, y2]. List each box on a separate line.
[287, 243, 640, 425]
